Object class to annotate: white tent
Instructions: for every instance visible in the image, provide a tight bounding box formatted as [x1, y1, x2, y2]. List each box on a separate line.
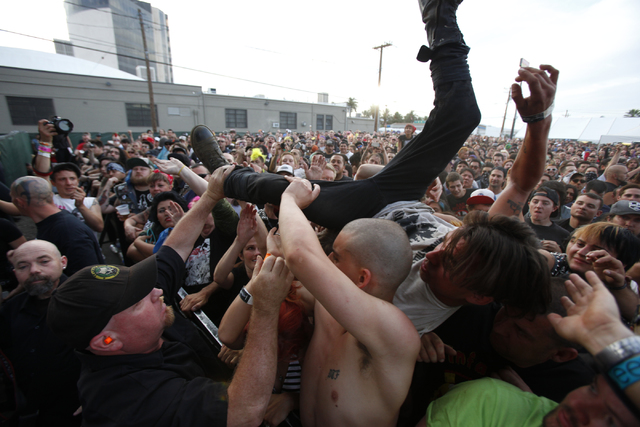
[514, 117, 640, 143]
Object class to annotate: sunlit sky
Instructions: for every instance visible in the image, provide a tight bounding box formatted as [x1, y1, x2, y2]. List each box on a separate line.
[1, 0, 639, 129]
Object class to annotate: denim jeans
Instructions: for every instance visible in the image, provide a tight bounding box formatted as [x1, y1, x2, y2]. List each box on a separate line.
[223, 45, 480, 230]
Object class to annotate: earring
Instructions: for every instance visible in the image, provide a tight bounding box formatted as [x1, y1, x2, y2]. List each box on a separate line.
[104, 336, 113, 345]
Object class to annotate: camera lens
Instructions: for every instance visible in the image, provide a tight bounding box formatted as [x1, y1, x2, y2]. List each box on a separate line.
[58, 120, 72, 132]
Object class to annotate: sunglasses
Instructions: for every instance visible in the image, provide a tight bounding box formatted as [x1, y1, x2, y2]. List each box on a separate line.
[572, 179, 586, 184]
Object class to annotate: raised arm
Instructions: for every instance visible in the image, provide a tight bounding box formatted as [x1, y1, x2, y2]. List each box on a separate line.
[227, 255, 293, 427]
[156, 158, 208, 196]
[34, 119, 55, 176]
[279, 178, 420, 359]
[163, 166, 232, 261]
[489, 65, 558, 218]
[212, 204, 257, 289]
[548, 272, 640, 411]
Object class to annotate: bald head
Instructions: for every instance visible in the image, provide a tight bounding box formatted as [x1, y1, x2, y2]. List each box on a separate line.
[8, 240, 66, 299]
[8, 239, 61, 263]
[340, 219, 412, 294]
[605, 165, 628, 184]
[10, 176, 54, 207]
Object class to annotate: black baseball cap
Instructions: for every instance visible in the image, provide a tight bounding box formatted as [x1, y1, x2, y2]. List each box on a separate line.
[47, 256, 158, 350]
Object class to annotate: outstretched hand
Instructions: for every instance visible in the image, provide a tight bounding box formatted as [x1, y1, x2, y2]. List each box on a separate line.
[155, 158, 185, 176]
[547, 272, 629, 354]
[511, 65, 559, 118]
[237, 204, 257, 243]
[282, 177, 320, 209]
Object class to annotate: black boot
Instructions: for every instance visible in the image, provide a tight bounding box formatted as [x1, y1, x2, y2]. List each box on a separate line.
[416, 0, 465, 62]
[191, 125, 229, 173]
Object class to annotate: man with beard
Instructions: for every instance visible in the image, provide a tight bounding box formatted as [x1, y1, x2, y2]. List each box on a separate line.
[47, 167, 290, 426]
[0, 240, 81, 426]
[112, 158, 153, 214]
[10, 176, 103, 276]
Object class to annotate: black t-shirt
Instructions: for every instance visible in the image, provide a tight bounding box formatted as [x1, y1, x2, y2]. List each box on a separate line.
[604, 181, 618, 194]
[75, 247, 228, 427]
[0, 274, 81, 426]
[556, 217, 575, 234]
[398, 134, 413, 149]
[445, 188, 473, 216]
[525, 217, 571, 248]
[36, 211, 104, 276]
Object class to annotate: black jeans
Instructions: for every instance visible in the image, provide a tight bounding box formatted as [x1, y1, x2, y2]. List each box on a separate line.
[224, 45, 480, 230]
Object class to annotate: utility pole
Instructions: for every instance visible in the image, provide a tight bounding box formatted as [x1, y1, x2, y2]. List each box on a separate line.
[500, 87, 511, 137]
[138, 9, 157, 134]
[373, 42, 392, 132]
[509, 98, 518, 139]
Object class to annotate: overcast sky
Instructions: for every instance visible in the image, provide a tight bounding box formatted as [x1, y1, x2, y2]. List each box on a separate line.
[1, 0, 639, 129]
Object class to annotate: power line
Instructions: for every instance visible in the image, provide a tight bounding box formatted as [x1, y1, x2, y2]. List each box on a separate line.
[0, 28, 325, 96]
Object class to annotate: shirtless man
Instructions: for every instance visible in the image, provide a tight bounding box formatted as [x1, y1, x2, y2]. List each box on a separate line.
[278, 178, 420, 427]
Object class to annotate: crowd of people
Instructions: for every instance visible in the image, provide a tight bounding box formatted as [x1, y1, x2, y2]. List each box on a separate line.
[1, 1, 640, 426]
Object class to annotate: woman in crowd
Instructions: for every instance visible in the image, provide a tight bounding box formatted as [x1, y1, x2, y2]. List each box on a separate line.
[126, 191, 187, 262]
[544, 222, 640, 323]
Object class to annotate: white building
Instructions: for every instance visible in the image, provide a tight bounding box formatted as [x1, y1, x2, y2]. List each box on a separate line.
[61, 0, 173, 83]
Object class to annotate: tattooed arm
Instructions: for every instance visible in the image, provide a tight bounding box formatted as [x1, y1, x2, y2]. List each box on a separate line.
[489, 65, 558, 219]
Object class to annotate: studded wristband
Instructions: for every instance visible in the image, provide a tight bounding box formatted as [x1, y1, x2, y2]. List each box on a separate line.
[595, 336, 640, 373]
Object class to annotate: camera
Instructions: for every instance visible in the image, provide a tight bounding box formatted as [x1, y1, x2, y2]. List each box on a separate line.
[46, 116, 74, 137]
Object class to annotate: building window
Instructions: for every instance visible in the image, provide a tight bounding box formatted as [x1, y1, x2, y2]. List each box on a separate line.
[6, 96, 55, 126]
[226, 109, 248, 128]
[316, 115, 324, 130]
[279, 112, 297, 129]
[325, 115, 333, 130]
[125, 103, 158, 127]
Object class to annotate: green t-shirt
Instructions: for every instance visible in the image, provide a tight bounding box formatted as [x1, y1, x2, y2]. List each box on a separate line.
[425, 378, 558, 427]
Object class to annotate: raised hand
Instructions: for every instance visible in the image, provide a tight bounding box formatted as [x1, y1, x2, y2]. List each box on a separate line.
[511, 65, 559, 119]
[547, 272, 627, 354]
[237, 204, 257, 243]
[155, 158, 185, 176]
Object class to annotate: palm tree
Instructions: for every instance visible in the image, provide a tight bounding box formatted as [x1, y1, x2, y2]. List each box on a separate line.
[404, 110, 417, 123]
[381, 108, 392, 128]
[625, 109, 640, 117]
[347, 98, 358, 117]
[392, 112, 403, 123]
